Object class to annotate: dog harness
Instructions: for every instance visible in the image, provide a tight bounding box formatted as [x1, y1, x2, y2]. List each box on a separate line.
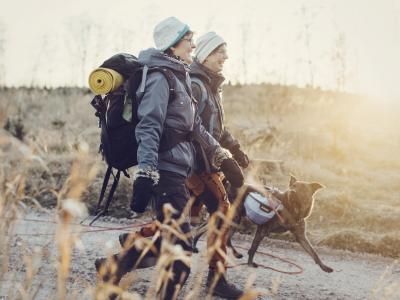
[244, 192, 283, 225]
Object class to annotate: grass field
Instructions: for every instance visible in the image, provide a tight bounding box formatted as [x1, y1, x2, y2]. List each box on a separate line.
[1, 84, 399, 260]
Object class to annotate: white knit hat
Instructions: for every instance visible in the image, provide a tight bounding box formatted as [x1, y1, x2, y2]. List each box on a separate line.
[195, 32, 225, 63]
[153, 17, 190, 51]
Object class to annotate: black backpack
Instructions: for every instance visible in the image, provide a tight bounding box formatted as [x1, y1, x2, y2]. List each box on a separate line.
[86, 53, 185, 225]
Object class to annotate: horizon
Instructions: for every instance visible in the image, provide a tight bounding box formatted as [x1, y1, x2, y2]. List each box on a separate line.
[0, 0, 399, 102]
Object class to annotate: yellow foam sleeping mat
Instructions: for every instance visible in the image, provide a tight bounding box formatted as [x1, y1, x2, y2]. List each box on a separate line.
[88, 68, 124, 95]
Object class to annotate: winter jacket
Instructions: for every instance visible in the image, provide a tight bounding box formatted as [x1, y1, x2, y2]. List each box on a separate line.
[190, 59, 240, 172]
[135, 48, 220, 178]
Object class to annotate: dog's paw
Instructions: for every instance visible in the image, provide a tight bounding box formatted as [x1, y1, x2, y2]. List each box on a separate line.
[233, 252, 243, 259]
[248, 261, 259, 268]
[321, 265, 334, 273]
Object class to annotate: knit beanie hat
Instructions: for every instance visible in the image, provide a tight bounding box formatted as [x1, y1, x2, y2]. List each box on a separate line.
[195, 32, 225, 63]
[153, 17, 190, 51]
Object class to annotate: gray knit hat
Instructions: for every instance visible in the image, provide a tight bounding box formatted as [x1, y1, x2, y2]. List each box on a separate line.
[195, 32, 225, 63]
[153, 17, 190, 51]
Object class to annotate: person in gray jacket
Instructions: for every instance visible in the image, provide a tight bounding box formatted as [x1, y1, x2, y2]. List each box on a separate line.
[95, 17, 244, 300]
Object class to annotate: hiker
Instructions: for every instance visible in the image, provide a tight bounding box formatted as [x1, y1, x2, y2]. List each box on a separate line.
[95, 17, 244, 300]
[185, 32, 250, 299]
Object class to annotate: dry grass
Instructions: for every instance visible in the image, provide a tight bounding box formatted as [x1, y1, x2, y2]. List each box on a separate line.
[0, 87, 264, 299]
[0, 84, 399, 299]
[224, 83, 400, 258]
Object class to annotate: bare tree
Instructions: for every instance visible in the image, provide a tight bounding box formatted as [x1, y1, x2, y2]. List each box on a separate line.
[331, 32, 347, 92]
[0, 21, 6, 86]
[112, 27, 136, 54]
[30, 34, 52, 87]
[240, 21, 250, 83]
[64, 14, 93, 86]
[89, 23, 105, 68]
[298, 4, 318, 88]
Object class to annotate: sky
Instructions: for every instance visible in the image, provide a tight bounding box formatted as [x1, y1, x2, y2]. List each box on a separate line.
[0, 0, 399, 101]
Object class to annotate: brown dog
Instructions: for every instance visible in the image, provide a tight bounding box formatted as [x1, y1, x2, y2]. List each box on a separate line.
[192, 175, 334, 273]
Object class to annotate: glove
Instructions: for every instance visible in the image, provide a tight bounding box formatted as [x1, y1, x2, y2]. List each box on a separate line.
[131, 177, 154, 213]
[220, 158, 244, 188]
[231, 148, 249, 169]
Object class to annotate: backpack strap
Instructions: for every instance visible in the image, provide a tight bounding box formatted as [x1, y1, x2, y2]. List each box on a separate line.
[191, 77, 208, 115]
[87, 165, 112, 225]
[191, 76, 217, 134]
[138, 65, 149, 95]
[96, 165, 112, 212]
[137, 66, 192, 153]
[103, 169, 121, 213]
[145, 67, 176, 103]
[89, 169, 121, 226]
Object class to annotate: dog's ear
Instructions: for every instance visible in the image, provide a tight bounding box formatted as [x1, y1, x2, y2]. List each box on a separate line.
[309, 182, 325, 194]
[289, 174, 297, 187]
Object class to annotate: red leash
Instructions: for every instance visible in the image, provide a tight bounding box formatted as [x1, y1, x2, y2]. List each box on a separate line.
[13, 218, 303, 275]
[229, 192, 302, 274]
[227, 245, 304, 275]
[12, 217, 153, 236]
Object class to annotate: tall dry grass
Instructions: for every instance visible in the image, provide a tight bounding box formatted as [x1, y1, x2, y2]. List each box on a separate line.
[1, 85, 399, 298]
[0, 88, 267, 299]
[0, 115, 98, 299]
[224, 83, 400, 258]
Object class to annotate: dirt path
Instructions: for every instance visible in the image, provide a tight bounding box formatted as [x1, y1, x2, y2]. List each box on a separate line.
[2, 209, 399, 300]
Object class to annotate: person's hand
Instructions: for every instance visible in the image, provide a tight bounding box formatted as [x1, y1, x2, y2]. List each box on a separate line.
[131, 177, 154, 213]
[220, 158, 244, 188]
[231, 148, 249, 169]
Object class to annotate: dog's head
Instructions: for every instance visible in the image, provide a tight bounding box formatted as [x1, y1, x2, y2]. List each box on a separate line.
[283, 174, 324, 220]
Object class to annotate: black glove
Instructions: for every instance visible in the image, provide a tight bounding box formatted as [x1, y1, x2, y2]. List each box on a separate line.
[131, 177, 154, 213]
[231, 148, 250, 169]
[220, 158, 244, 188]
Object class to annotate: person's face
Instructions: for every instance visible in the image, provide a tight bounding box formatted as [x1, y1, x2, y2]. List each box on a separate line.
[171, 33, 196, 64]
[203, 44, 228, 73]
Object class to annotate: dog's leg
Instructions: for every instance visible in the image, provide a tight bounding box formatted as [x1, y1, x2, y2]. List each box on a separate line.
[247, 224, 270, 268]
[226, 193, 246, 259]
[291, 220, 333, 273]
[192, 221, 208, 253]
[226, 217, 243, 259]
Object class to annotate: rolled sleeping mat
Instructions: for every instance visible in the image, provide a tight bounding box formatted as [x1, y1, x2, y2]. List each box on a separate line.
[88, 67, 124, 95]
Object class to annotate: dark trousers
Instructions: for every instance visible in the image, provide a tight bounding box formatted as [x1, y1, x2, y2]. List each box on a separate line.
[116, 170, 192, 299]
[186, 172, 230, 269]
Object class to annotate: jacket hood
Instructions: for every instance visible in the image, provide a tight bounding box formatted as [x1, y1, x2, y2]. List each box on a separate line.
[190, 59, 225, 91]
[138, 48, 189, 75]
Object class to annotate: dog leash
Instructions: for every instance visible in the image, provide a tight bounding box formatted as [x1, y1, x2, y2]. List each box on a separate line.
[227, 244, 304, 275]
[14, 218, 304, 275]
[12, 217, 153, 236]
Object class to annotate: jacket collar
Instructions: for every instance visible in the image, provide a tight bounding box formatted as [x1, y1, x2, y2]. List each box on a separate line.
[190, 59, 225, 92]
[138, 48, 190, 75]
